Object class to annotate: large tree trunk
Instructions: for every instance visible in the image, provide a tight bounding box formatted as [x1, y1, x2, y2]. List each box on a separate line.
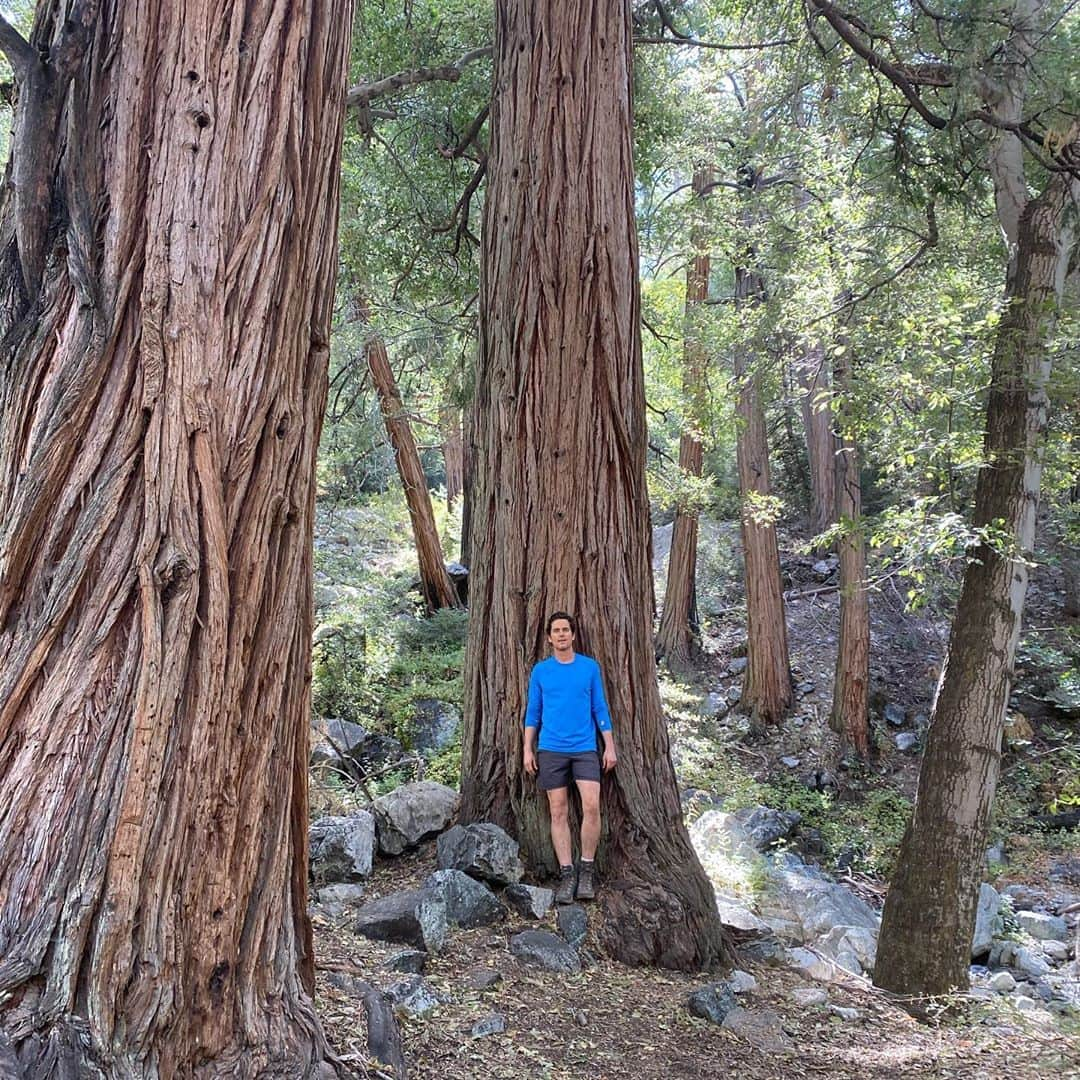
[656, 166, 713, 670]
[874, 172, 1077, 999]
[459, 0, 730, 972]
[361, 305, 460, 614]
[459, 393, 476, 567]
[734, 262, 792, 732]
[829, 335, 870, 757]
[798, 343, 837, 538]
[0, 2, 352, 1074]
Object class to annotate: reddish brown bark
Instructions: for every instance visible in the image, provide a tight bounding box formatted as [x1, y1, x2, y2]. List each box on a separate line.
[0, 1, 352, 1073]
[734, 262, 792, 731]
[460, 0, 730, 972]
[656, 167, 712, 671]
[361, 304, 460, 614]
[798, 344, 837, 538]
[829, 339, 870, 757]
[440, 401, 464, 510]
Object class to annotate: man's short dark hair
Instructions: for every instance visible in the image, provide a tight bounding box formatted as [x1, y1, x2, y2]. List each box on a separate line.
[546, 611, 576, 635]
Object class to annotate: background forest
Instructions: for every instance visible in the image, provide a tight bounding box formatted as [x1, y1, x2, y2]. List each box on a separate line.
[0, 0, 1078, 1077]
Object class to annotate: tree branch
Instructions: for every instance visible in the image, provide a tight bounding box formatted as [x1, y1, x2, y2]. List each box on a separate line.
[634, 34, 798, 51]
[347, 46, 492, 109]
[0, 13, 34, 79]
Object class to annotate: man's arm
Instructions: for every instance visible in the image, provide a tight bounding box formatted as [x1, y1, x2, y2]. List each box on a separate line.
[523, 723, 538, 775]
[523, 668, 541, 775]
[591, 662, 616, 771]
[600, 728, 616, 772]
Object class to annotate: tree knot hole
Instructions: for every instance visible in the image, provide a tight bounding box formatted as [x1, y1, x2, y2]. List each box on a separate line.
[185, 70, 199, 83]
[209, 960, 230, 1004]
[275, 415, 289, 439]
[193, 111, 212, 129]
[154, 546, 195, 606]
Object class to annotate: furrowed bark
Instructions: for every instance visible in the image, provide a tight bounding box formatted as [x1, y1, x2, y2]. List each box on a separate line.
[440, 401, 464, 511]
[460, 0, 730, 972]
[0, 1, 354, 1074]
[656, 166, 713, 671]
[798, 343, 837, 539]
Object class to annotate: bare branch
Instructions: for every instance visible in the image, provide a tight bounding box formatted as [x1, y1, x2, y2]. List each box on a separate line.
[0, 13, 34, 79]
[634, 35, 798, 51]
[347, 46, 492, 109]
[438, 103, 489, 160]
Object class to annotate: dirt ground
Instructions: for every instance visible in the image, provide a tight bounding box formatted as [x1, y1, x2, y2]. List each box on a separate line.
[313, 846, 1080, 1080]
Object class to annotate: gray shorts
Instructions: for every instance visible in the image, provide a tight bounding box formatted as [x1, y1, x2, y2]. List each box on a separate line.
[537, 750, 601, 790]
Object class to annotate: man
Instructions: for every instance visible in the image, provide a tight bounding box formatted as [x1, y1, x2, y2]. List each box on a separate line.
[523, 612, 617, 903]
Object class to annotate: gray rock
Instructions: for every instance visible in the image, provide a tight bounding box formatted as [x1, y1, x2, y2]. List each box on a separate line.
[796, 681, 816, 695]
[410, 698, 460, 756]
[503, 883, 554, 919]
[384, 949, 427, 974]
[317, 883, 366, 907]
[728, 970, 757, 995]
[728, 657, 748, 675]
[309, 813, 376, 883]
[761, 863, 881, 940]
[989, 971, 1016, 993]
[471, 1013, 506, 1038]
[727, 685, 743, 705]
[437, 822, 525, 884]
[883, 704, 906, 727]
[373, 781, 460, 856]
[556, 904, 588, 948]
[720, 1007, 791, 1052]
[705, 693, 729, 718]
[816, 925, 877, 975]
[1042, 940, 1070, 963]
[894, 732, 918, 752]
[829, 1005, 860, 1021]
[423, 869, 505, 929]
[790, 987, 828, 1007]
[985, 842, 1006, 866]
[971, 883, 1002, 958]
[354, 889, 448, 952]
[732, 806, 802, 851]
[812, 558, 839, 580]
[1016, 911, 1068, 942]
[319, 719, 404, 772]
[1002, 883, 1045, 910]
[1015, 946, 1052, 978]
[509, 930, 580, 973]
[688, 982, 737, 1024]
[463, 966, 503, 991]
[780, 755, 801, 768]
[1011, 995, 1038, 1012]
[386, 975, 441, 1018]
[713, 894, 771, 934]
[785, 947, 834, 981]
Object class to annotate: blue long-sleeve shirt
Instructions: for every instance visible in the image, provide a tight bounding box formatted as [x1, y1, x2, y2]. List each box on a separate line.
[523, 653, 612, 753]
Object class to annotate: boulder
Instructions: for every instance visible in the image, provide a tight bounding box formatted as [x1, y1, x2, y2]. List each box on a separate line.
[354, 889, 448, 952]
[687, 982, 737, 1024]
[727, 657, 748, 676]
[689, 811, 759, 871]
[410, 699, 460, 756]
[423, 869, 505, 929]
[790, 987, 828, 1007]
[816, 925, 877, 975]
[509, 930, 580, 973]
[1015, 946, 1052, 979]
[471, 1013, 506, 1038]
[721, 1007, 791, 1052]
[385, 975, 441, 1018]
[727, 970, 757, 995]
[437, 823, 524, 884]
[732, 806, 802, 851]
[463, 967, 503, 991]
[785, 947, 835, 981]
[556, 904, 588, 948]
[713, 894, 771, 934]
[971, 883, 1003, 958]
[760, 860, 881, 940]
[883, 704, 906, 727]
[894, 733, 918, 752]
[1016, 911, 1068, 942]
[309, 813, 376, 883]
[503, 883, 554, 919]
[373, 781, 460, 856]
[316, 883, 366, 916]
[990, 971, 1017, 993]
[1042, 940, 1070, 963]
[384, 950, 426, 974]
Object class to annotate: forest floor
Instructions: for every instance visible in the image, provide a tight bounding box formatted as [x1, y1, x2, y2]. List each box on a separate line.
[310, 505, 1080, 1078]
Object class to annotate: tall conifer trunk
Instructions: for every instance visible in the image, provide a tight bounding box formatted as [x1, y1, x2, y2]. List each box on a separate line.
[798, 344, 837, 538]
[459, 0, 729, 972]
[0, 1, 352, 1073]
[656, 166, 713, 670]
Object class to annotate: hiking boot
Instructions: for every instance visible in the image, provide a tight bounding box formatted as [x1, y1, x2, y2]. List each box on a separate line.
[576, 861, 595, 901]
[555, 866, 576, 904]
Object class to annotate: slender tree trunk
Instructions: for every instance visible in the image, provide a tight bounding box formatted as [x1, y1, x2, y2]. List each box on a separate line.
[460, 0, 730, 972]
[798, 343, 837, 538]
[361, 305, 460, 613]
[440, 402, 464, 510]
[656, 166, 712, 670]
[0, 1, 352, 1074]
[460, 395, 475, 567]
[734, 262, 792, 732]
[829, 336, 870, 756]
[875, 173, 1077, 999]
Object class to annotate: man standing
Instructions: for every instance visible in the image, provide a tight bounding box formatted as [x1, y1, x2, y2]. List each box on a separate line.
[523, 612, 617, 903]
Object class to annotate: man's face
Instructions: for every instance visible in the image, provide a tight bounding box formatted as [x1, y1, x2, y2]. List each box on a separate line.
[548, 619, 574, 653]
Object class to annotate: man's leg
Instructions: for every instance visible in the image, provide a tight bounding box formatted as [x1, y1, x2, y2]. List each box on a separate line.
[546, 786, 576, 903]
[575, 779, 601, 900]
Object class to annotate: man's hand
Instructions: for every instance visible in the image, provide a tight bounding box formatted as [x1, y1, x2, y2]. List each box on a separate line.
[602, 745, 617, 772]
[524, 747, 538, 775]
